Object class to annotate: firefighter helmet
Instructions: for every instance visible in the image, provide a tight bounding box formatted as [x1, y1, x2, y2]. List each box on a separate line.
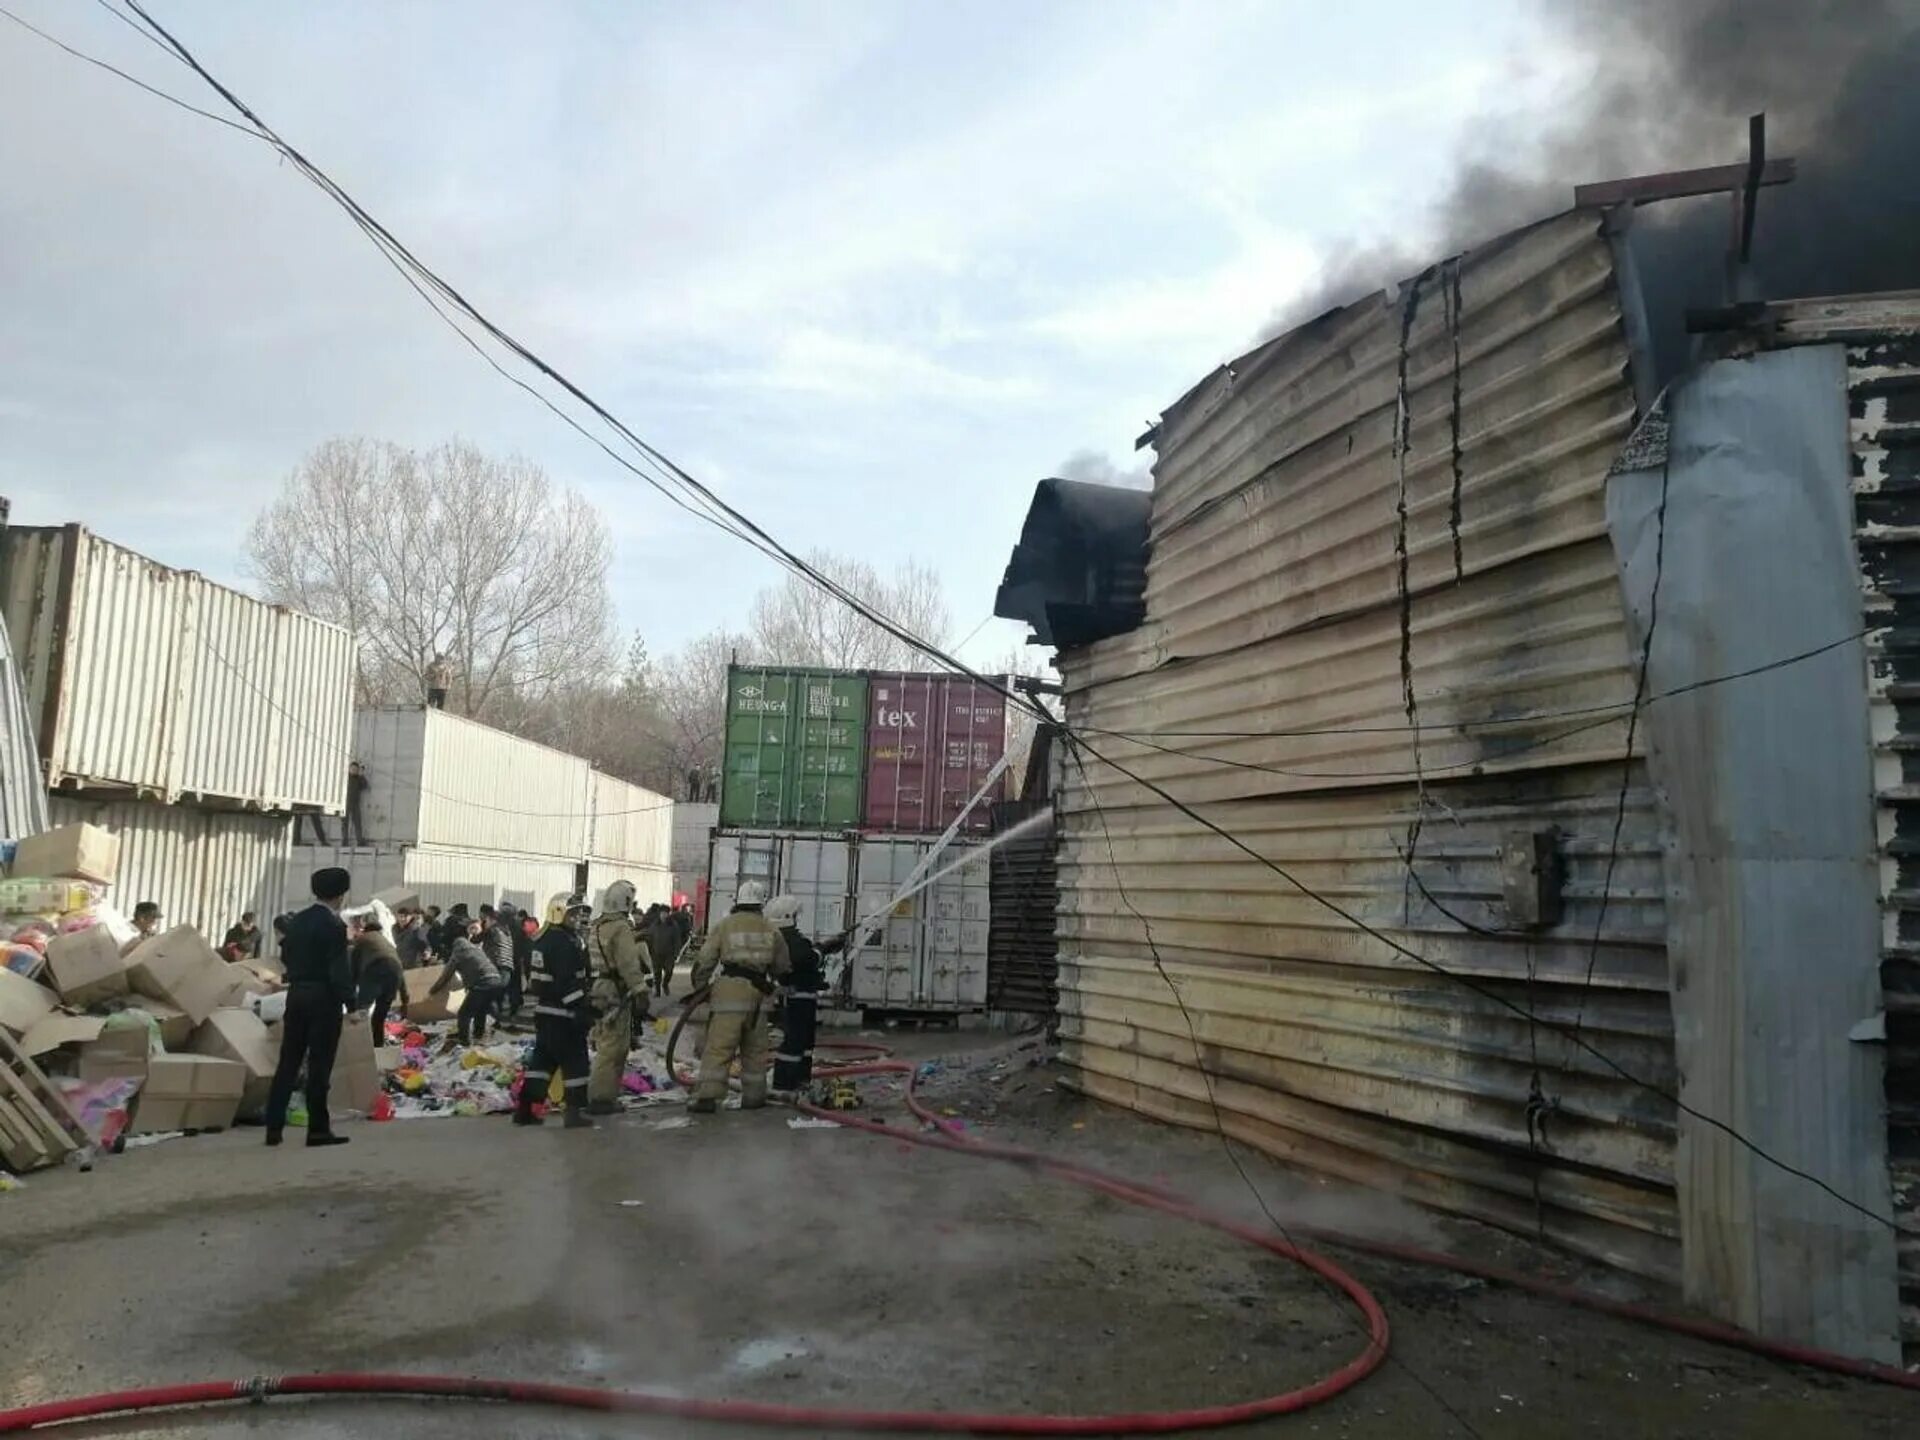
[764, 894, 802, 927]
[736, 879, 769, 907]
[602, 878, 637, 914]
[545, 891, 591, 926]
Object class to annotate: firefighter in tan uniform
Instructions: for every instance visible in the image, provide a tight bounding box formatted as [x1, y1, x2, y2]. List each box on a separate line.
[587, 879, 653, 1115]
[688, 880, 789, 1112]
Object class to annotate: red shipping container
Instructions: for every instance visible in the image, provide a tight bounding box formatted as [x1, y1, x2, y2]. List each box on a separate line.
[863, 673, 1008, 833]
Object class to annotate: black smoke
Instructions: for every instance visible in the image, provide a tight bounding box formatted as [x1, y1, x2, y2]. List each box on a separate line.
[1263, 0, 1920, 372]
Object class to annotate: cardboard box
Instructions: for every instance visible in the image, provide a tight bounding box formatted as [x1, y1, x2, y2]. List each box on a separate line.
[20, 1010, 105, 1058]
[404, 986, 462, 1023]
[11, 823, 119, 885]
[43, 925, 130, 1008]
[127, 927, 230, 1026]
[75, 1026, 150, 1085]
[132, 1055, 246, 1133]
[0, 967, 55, 1037]
[131, 998, 192, 1051]
[189, 1008, 278, 1117]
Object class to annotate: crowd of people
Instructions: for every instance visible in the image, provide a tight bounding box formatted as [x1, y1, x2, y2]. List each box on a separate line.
[251, 865, 834, 1145]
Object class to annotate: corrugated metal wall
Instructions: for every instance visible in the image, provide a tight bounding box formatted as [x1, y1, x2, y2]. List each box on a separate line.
[287, 841, 579, 918]
[587, 770, 673, 871]
[354, 707, 592, 860]
[50, 795, 290, 940]
[1054, 211, 1675, 1276]
[0, 526, 353, 812]
[988, 797, 1058, 1015]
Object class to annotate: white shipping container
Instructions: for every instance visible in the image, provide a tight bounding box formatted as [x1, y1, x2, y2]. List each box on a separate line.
[48, 795, 290, 942]
[583, 858, 672, 914]
[707, 831, 854, 945]
[287, 842, 579, 919]
[851, 836, 987, 1012]
[352, 707, 591, 861]
[2, 526, 354, 812]
[671, 802, 717, 896]
[588, 771, 673, 871]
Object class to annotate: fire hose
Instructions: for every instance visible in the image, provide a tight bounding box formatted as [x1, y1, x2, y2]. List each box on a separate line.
[3, 1016, 1914, 1434]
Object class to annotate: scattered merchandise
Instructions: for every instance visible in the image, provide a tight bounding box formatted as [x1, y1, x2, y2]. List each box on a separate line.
[0, 878, 98, 917]
[50, 1075, 141, 1147]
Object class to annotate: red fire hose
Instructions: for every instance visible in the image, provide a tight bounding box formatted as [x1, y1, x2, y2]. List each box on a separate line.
[2, 1037, 1913, 1434]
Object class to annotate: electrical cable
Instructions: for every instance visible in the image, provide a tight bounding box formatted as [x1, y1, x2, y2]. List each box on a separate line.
[114, 0, 1050, 732]
[0, 1, 260, 137]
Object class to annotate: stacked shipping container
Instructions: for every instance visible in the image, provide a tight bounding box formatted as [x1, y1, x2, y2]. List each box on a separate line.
[712, 664, 1008, 1013]
[290, 706, 673, 917]
[0, 524, 357, 939]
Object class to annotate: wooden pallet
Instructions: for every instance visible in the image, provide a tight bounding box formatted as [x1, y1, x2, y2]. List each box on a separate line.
[0, 1026, 91, 1171]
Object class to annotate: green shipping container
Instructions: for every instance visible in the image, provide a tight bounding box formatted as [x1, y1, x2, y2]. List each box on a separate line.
[721, 667, 869, 829]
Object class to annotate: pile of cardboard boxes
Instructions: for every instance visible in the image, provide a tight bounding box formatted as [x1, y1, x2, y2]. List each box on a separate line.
[0, 824, 377, 1170]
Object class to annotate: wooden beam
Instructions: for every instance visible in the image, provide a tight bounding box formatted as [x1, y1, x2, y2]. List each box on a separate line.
[1575, 157, 1795, 208]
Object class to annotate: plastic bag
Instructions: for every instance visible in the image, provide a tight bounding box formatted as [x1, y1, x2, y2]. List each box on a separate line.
[0, 878, 98, 916]
[245, 989, 288, 1025]
[51, 1075, 143, 1147]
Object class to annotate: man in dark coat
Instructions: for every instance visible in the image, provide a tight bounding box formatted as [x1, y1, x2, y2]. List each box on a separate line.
[264, 867, 357, 1148]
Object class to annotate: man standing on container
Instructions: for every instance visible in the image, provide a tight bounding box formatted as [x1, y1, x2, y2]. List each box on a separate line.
[586, 879, 652, 1115]
[687, 880, 788, 1113]
[344, 759, 369, 846]
[515, 894, 595, 1129]
[424, 653, 452, 710]
[264, 866, 357, 1149]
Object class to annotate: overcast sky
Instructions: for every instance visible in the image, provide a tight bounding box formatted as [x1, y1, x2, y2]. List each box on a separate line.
[0, 1, 1579, 664]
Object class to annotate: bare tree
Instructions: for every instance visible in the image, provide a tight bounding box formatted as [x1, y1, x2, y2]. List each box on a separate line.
[248, 438, 615, 718]
[747, 550, 951, 671]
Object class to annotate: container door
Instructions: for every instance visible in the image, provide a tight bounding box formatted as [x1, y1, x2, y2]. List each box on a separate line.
[721, 669, 794, 827]
[936, 678, 1009, 834]
[779, 835, 853, 944]
[923, 842, 989, 1008]
[852, 837, 921, 1007]
[863, 673, 935, 832]
[787, 673, 867, 828]
[707, 832, 780, 917]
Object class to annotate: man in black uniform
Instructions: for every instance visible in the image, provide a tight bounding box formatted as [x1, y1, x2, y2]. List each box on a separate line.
[765, 895, 844, 1094]
[515, 893, 596, 1130]
[264, 866, 357, 1148]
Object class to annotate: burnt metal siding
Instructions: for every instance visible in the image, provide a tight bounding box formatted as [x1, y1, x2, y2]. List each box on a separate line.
[1819, 294, 1920, 1364]
[988, 797, 1059, 1015]
[1054, 210, 1675, 1275]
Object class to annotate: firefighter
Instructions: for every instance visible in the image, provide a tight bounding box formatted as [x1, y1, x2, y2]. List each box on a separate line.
[687, 879, 788, 1113]
[765, 895, 843, 1094]
[586, 879, 653, 1115]
[515, 893, 595, 1129]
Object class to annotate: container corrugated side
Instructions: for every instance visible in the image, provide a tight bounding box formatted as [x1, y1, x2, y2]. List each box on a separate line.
[863, 672, 1008, 833]
[583, 857, 672, 912]
[51, 794, 290, 940]
[705, 829, 855, 942]
[352, 707, 591, 860]
[587, 770, 673, 870]
[287, 841, 579, 917]
[1, 525, 355, 812]
[849, 834, 987, 1011]
[720, 666, 867, 828]
[671, 802, 718, 895]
